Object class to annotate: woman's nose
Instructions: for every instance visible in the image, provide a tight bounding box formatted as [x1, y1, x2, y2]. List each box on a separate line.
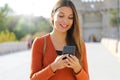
[63, 17, 68, 23]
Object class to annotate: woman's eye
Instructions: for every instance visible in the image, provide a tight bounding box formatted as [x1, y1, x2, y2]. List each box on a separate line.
[59, 15, 64, 17]
[69, 17, 73, 20]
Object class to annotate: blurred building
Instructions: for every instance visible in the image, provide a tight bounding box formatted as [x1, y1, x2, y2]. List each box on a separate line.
[73, 0, 120, 42]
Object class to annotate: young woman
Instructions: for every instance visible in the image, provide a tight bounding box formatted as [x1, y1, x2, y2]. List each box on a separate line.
[30, 0, 89, 80]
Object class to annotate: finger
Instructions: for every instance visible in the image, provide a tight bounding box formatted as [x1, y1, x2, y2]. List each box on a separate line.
[55, 55, 63, 61]
[62, 54, 68, 57]
[57, 55, 67, 60]
[66, 55, 75, 64]
[63, 61, 72, 68]
[69, 55, 79, 62]
[55, 55, 66, 62]
[65, 58, 74, 66]
[61, 54, 68, 60]
[67, 55, 80, 66]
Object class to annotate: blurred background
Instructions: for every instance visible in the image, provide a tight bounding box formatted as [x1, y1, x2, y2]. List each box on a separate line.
[0, 0, 120, 80]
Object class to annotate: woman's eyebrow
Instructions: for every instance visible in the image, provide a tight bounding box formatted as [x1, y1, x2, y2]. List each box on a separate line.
[59, 11, 73, 16]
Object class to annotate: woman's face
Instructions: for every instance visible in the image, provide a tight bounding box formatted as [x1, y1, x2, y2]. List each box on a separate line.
[52, 6, 73, 33]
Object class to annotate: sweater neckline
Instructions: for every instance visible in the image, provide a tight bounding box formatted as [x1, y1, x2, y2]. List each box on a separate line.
[47, 33, 58, 56]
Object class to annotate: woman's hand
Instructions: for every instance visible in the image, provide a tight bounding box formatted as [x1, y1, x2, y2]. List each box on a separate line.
[64, 55, 82, 73]
[50, 54, 68, 72]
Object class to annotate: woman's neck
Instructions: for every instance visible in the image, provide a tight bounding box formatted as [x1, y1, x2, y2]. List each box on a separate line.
[50, 30, 67, 44]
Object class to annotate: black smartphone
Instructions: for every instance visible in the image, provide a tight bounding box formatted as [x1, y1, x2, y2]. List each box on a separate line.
[62, 46, 76, 59]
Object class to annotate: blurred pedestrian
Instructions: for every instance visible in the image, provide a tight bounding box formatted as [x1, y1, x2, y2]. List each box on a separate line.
[26, 35, 33, 49]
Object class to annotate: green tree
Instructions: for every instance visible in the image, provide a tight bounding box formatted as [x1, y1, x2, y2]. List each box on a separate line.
[0, 4, 13, 31]
[109, 9, 120, 27]
[34, 16, 52, 32]
[13, 16, 52, 40]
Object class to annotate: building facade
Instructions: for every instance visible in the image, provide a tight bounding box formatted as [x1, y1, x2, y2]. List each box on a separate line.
[73, 0, 120, 42]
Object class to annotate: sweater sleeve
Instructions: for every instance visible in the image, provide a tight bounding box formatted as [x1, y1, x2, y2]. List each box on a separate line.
[75, 42, 90, 80]
[30, 37, 55, 80]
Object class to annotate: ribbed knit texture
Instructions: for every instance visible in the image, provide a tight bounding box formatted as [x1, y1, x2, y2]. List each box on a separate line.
[30, 34, 89, 80]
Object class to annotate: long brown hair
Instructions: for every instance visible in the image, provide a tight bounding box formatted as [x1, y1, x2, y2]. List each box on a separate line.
[51, 0, 83, 62]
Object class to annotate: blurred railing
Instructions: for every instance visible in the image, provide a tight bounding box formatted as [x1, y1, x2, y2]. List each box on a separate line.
[0, 42, 28, 55]
[101, 38, 120, 53]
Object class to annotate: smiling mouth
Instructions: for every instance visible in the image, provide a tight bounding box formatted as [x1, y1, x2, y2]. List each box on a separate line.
[60, 24, 68, 28]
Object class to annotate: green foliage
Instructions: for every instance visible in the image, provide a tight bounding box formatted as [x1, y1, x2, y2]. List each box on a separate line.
[0, 4, 52, 41]
[109, 9, 118, 16]
[110, 17, 120, 26]
[37, 17, 52, 32]
[13, 16, 52, 40]
[0, 30, 17, 43]
[109, 9, 120, 26]
[0, 4, 13, 31]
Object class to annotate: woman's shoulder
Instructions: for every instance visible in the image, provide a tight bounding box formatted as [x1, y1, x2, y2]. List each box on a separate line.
[81, 39, 86, 46]
[81, 39, 86, 53]
[33, 33, 50, 44]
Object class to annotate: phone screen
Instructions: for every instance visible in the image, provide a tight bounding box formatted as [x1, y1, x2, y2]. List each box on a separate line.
[62, 46, 76, 60]
[62, 46, 76, 55]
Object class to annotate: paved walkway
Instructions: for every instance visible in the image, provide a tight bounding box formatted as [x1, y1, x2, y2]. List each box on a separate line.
[87, 43, 120, 80]
[0, 43, 120, 80]
[0, 50, 30, 80]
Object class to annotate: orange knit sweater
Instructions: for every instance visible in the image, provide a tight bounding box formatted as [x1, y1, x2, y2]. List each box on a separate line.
[30, 34, 89, 80]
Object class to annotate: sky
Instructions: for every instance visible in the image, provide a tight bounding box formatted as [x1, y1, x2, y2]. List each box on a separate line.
[0, 0, 105, 18]
[0, 0, 57, 18]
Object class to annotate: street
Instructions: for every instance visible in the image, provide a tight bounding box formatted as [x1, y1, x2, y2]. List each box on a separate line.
[87, 43, 120, 80]
[0, 43, 120, 80]
[0, 50, 30, 80]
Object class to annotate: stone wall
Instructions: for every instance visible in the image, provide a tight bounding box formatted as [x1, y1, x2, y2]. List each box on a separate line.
[101, 38, 120, 53]
[0, 42, 28, 55]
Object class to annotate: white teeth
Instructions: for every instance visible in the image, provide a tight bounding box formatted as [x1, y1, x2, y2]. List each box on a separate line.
[61, 24, 67, 28]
